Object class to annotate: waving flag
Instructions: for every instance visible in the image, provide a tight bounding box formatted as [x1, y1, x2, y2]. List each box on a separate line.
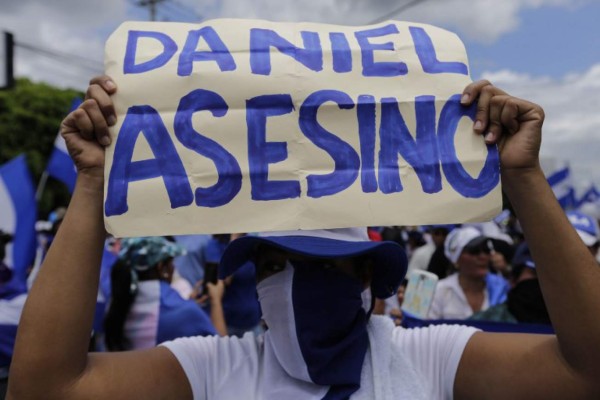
[94, 247, 118, 339]
[0, 155, 37, 298]
[576, 185, 600, 209]
[546, 165, 575, 209]
[45, 98, 82, 193]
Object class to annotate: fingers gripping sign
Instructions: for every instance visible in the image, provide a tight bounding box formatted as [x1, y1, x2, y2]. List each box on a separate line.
[461, 80, 545, 172]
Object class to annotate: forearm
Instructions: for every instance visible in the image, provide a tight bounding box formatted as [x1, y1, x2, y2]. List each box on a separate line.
[9, 175, 106, 396]
[503, 167, 600, 376]
[210, 300, 228, 336]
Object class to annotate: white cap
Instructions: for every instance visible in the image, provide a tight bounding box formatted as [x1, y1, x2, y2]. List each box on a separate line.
[464, 221, 513, 245]
[444, 226, 486, 264]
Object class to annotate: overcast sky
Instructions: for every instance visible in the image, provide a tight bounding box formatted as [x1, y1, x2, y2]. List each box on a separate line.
[1, 0, 598, 189]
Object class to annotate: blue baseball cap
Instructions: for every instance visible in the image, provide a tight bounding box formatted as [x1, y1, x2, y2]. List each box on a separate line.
[219, 228, 407, 299]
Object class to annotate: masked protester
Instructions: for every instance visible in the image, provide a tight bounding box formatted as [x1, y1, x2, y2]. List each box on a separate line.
[8, 78, 600, 400]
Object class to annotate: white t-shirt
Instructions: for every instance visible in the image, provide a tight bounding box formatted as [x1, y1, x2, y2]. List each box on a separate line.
[162, 316, 477, 399]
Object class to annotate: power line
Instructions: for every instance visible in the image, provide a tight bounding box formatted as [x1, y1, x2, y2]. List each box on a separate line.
[170, 0, 204, 19]
[134, 0, 166, 21]
[15, 41, 103, 73]
[368, 0, 429, 24]
[130, 0, 203, 22]
[159, 0, 203, 21]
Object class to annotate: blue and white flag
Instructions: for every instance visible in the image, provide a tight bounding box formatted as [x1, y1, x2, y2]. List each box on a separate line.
[547, 165, 575, 209]
[94, 247, 118, 337]
[123, 281, 216, 349]
[0, 155, 37, 298]
[576, 185, 600, 209]
[45, 98, 82, 193]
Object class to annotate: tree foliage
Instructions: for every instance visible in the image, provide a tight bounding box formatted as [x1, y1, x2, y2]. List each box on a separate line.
[0, 78, 82, 216]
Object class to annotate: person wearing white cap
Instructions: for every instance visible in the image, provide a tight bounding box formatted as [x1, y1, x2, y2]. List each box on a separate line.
[427, 227, 509, 320]
[9, 79, 600, 400]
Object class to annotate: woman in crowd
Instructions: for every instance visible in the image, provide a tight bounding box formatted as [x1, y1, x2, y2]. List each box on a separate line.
[428, 226, 509, 320]
[7, 78, 600, 399]
[104, 237, 222, 351]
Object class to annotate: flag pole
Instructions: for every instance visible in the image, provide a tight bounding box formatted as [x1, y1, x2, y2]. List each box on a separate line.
[35, 171, 48, 203]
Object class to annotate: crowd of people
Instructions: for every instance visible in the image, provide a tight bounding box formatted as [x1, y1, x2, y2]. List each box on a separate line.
[1, 76, 600, 399]
[379, 211, 600, 326]
[5, 206, 597, 355]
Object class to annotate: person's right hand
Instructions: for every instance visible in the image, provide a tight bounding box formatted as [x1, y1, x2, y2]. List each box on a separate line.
[60, 75, 117, 180]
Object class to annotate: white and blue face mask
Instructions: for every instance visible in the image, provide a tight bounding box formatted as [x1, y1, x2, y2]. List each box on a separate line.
[257, 260, 368, 400]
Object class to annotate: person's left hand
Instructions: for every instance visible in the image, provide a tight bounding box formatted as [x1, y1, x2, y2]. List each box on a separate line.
[460, 80, 545, 174]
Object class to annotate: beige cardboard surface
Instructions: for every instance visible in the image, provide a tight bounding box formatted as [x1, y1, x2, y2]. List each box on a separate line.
[104, 19, 502, 237]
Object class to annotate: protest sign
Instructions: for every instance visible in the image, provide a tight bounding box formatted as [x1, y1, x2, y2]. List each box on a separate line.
[104, 19, 501, 237]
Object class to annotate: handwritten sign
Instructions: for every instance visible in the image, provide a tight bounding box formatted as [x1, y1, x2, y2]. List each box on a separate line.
[104, 19, 501, 237]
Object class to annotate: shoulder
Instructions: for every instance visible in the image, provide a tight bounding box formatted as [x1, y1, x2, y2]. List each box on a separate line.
[392, 324, 478, 348]
[162, 332, 260, 360]
[163, 332, 260, 366]
[392, 324, 479, 366]
[161, 333, 261, 399]
[392, 325, 480, 399]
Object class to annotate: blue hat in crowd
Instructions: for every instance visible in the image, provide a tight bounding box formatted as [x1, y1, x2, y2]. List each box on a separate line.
[204, 238, 229, 264]
[566, 211, 600, 247]
[219, 228, 407, 299]
[119, 237, 186, 271]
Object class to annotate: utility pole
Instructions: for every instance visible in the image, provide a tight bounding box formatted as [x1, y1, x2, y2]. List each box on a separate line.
[1, 31, 14, 90]
[136, 0, 166, 21]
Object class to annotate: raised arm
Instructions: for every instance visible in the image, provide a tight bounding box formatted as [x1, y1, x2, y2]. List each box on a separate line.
[454, 81, 600, 399]
[207, 280, 228, 336]
[7, 76, 192, 400]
